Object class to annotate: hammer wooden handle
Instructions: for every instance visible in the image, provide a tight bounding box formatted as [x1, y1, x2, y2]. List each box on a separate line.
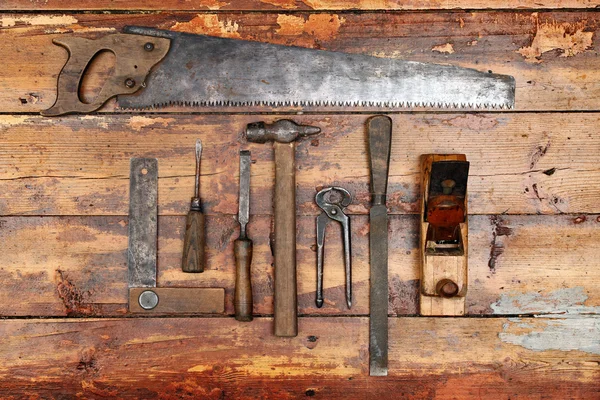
[234, 238, 254, 321]
[273, 142, 298, 337]
[181, 208, 205, 273]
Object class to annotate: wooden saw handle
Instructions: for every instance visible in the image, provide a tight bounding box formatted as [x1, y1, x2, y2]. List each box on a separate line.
[41, 34, 170, 116]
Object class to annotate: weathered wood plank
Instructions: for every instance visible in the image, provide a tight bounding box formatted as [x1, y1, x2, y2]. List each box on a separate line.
[1, 214, 598, 317]
[1, 12, 600, 112]
[0, 317, 597, 398]
[3, 0, 600, 11]
[1, 114, 598, 216]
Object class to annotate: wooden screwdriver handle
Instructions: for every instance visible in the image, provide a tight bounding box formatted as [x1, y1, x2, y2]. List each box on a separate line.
[234, 238, 254, 321]
[181, 208, 205, 273]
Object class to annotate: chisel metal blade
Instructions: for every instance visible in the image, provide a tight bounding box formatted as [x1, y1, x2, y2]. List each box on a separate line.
[118, 26, 515, 111]
[238, 150, 251, 235]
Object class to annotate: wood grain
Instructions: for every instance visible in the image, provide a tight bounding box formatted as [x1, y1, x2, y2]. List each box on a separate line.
[0, 214, 598, 317]
[0, 317, 597, 398]
[1, 113, 599, 216]
[234, 238, 254, 322]
[273, 142, 298, 337]
[1, 12, 600, 112]
[0, 4, 598, 396]
[181, 210, 206, 273]
[128, 287, 225, 313]
[3, 1, 600, 10]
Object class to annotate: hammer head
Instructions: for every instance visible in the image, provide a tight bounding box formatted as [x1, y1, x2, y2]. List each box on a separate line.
[246, 119, 321, 144]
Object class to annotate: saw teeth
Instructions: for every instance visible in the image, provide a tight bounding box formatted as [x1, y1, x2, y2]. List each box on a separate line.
[121, 98, 513, 111]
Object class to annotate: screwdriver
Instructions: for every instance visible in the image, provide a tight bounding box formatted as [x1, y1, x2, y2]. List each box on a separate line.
[234, 150, 253, 321]
[181, 139, 206, 273]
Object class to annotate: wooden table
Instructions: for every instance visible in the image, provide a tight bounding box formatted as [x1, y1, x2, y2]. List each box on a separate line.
[1, 2, 599, 398]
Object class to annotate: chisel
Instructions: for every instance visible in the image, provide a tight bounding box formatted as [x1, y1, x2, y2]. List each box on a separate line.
[368, 115, 392, 376]
[235, 150, 253, 321]
[181, 139, 206, 273]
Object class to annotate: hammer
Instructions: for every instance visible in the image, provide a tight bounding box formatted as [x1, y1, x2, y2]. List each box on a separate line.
[246, 119, 320, 337]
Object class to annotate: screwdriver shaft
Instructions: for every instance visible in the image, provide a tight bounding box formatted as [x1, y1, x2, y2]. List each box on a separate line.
[194, 139, 202, 198]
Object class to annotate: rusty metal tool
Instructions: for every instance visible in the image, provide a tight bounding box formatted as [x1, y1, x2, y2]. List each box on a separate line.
[128, 158, 224, 314]
[245, 119, 320, 337]
[181, 139, 206, 273]
[420, 155, 470, 316]
[42, 26, 515, 116]
[128, 158, 159, 289]
[367, 115, 392, 377]
[315, 187, 352, 309]
[234, 150, 253, 322]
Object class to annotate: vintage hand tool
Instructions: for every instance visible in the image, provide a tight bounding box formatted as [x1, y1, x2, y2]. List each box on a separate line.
[42, 26, 515, 116]
[235, 150, 253, 322]
[315, 187, 352, 309]
[128, 158, 224, 314]
[246, 119, 320, 337]
[367, 115, 392, 377]
[181, 139, 206, 273]
[420, 155, 469, 316]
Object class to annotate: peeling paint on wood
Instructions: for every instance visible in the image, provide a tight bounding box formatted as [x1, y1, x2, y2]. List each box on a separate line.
[4, 0, 600, 10]
[261, 0, 299, 9]
[491, 287, 600, 315]
[170, 14, 242, 38]
[500, 316, 600, 355]
[518, 18, 594, 63]
[275, 13, 345, 45]
[432, 43, 454, 54]
[0, 14, 78, 27]
[127, 116, 176, 132]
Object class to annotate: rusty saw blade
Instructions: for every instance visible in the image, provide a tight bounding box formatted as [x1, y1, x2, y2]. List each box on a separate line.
[42, 26, 515, 116]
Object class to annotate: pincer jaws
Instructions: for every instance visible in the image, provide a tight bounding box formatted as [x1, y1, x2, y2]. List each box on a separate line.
[315, 187, 352, 309]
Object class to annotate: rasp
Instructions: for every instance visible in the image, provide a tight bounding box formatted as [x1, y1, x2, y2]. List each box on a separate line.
[367, 115, 392, 377]
[42, 26, 515, 116]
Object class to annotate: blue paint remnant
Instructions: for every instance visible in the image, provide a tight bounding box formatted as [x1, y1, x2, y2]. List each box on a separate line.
[500, 316, 600, 355]
[491, 287, 600, 316]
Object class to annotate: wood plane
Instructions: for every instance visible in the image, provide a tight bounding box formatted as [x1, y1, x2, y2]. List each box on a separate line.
[420, 154, 469, 316]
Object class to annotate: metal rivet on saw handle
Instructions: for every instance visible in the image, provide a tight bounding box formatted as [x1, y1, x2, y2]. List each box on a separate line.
[125, 78, 136, 88]
[144, 42, 155, 52]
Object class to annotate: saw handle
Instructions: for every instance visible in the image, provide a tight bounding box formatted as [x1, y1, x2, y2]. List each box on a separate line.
[234, 238, 254, 321]
[41, 34, 170, 116]
[367, 116, 393, 205]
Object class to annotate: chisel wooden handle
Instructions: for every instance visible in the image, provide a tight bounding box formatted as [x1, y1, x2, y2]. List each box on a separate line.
[234, 238, 254, 321]
[181, 206, 205, 273]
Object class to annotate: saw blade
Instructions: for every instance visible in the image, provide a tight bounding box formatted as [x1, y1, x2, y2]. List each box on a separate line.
[118, 26, 515, 110]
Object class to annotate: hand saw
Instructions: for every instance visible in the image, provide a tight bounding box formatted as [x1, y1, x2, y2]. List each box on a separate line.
[42, 26, 515, 116]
